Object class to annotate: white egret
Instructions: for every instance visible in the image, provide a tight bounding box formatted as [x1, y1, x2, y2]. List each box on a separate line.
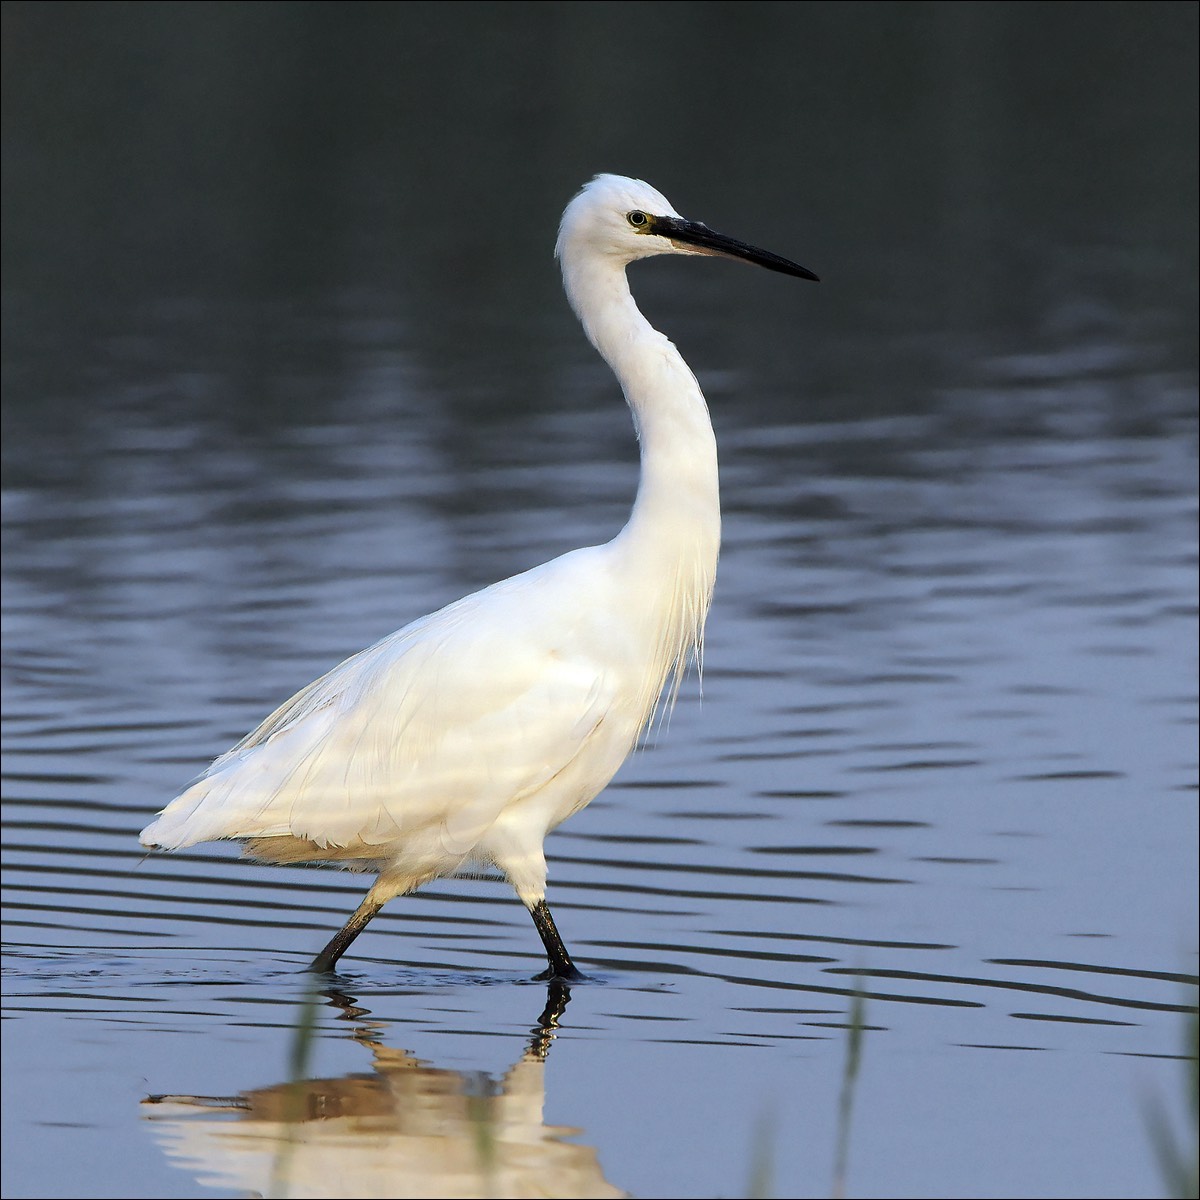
[140, 174, 818, 979]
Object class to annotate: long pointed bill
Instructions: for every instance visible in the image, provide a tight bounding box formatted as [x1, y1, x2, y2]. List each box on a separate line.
[648, 214, 819, 281]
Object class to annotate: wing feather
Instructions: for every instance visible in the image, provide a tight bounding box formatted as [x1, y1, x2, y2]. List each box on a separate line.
[140, 551, 624, 859]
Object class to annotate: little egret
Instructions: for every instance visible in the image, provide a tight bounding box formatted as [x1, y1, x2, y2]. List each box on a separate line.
[140, 174, 818, 979]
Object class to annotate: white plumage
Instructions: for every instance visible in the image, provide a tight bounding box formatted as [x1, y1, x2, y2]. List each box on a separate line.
[140, 174, 817, 977]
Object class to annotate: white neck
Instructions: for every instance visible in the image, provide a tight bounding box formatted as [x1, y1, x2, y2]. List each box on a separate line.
[560, 249, 721, 725]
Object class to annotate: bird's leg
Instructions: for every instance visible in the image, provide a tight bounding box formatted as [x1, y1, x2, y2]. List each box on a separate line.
[310, 887, 387, 974]
[526, 978, 573, 1061]
[528, 898, 587, 982]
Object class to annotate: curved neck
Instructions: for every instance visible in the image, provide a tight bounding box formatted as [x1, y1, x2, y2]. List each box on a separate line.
[560, 249, 721, 717]
[561, 253, 721, 545]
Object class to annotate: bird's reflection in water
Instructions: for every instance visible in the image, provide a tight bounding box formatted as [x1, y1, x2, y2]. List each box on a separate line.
[143, 981, 625, 1199]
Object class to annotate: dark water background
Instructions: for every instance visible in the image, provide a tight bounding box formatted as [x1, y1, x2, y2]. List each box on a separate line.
[3, 4, 1197, 1198]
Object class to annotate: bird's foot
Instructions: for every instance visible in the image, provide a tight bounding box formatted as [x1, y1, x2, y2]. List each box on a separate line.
[534, 963, 588, 984]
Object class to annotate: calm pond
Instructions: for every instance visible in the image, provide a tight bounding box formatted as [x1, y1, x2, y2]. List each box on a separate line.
[3, 5, 1196, 1198]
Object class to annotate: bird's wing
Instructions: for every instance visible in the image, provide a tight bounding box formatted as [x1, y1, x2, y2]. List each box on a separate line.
[141, 550, 628, 857]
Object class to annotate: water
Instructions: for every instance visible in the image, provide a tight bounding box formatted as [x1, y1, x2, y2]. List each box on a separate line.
[2, 5, 1197, 1198]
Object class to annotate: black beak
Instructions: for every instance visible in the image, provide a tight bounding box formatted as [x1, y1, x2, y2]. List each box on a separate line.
[648, 214, 819, 282]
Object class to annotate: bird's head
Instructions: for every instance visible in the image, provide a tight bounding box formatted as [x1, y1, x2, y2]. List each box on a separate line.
[555, 174, 818, 281]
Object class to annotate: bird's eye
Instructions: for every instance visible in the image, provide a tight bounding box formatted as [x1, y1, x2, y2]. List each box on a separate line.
[627, 210, 648, 228]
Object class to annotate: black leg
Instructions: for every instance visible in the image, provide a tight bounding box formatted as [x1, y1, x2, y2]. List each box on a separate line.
[527, 978, 573, 1059]
[310, 891, 386, 973]
[528, 898, 587, 981]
